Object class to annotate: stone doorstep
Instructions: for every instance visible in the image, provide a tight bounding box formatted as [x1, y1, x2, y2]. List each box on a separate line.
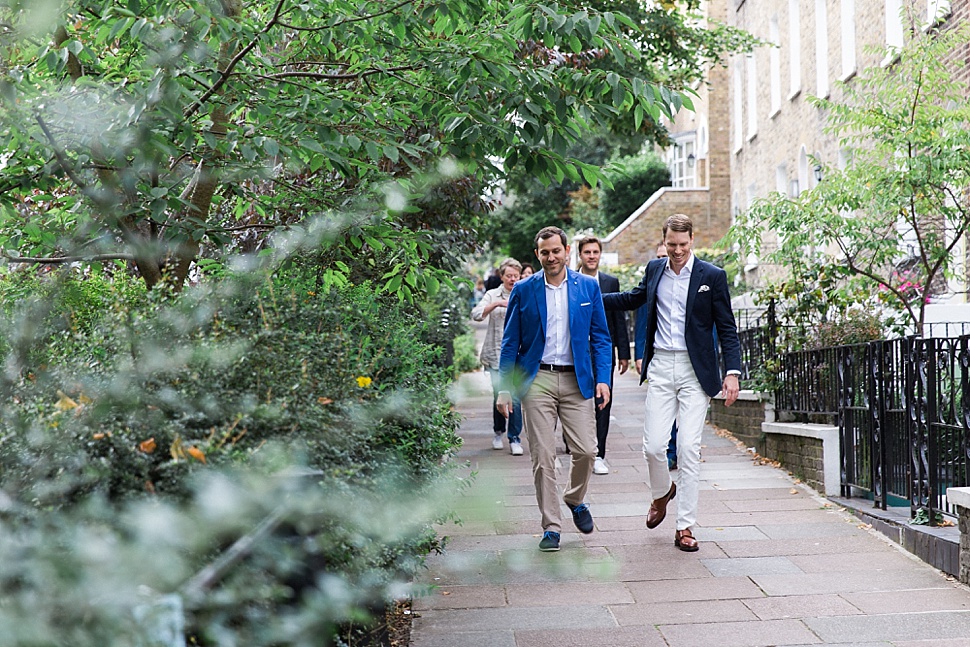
[833, 495, 960, 578]
[761, 421, 840, 496]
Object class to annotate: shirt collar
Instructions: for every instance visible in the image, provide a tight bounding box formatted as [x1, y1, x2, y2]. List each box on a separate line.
[543, 269, 569, 289]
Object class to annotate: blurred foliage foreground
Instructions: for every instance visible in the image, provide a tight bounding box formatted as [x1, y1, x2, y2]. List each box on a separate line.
[0, 241, 465, 646]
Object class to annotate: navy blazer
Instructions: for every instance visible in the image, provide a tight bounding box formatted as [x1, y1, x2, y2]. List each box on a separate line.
[499, 269, 613, 400]
[597, 272, 631, 365]
[602, 257, 741, 398]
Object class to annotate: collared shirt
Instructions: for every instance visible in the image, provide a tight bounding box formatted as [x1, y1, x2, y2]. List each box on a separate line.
[654, 253, 695, 352]
[540, 276, 574, 366]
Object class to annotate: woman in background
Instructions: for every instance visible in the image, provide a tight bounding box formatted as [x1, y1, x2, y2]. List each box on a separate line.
[472, 258, 524, 455]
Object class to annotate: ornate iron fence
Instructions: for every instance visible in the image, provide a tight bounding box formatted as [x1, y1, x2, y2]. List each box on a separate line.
[759, 331, 970, 522]
[730, 300, 970, 521]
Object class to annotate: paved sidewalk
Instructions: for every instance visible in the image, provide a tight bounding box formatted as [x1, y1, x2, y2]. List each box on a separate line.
[411, 328, 970, 646]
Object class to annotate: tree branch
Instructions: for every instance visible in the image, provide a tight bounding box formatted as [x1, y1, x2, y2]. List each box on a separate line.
[34, 114, 88, 192]
[184, 0, 288, 120]
[3, 252, 135, 264]
[208, 224, 280, 233]
[259, 64, 417, 82]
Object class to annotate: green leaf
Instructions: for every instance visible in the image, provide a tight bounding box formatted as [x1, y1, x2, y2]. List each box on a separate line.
[299, 139, 325, 154]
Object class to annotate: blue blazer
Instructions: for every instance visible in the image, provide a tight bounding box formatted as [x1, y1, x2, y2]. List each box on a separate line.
[499, 268, 613, 400]
[604, 257, 741, 398]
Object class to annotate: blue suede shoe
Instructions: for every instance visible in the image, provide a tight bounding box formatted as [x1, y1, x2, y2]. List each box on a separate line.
[538, 531, 561, 552]
[569, 502, 594, 534]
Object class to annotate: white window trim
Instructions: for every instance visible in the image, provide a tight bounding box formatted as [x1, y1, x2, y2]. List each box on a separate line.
[733, 58, 744, 153]
[840, 0, 857, 81]
[769, 16, 782, 117]
[815, 0, 829, 99]
[746, 54, 759, 141]
[883, 0, 903, 67]
[788, 0, 802, 100]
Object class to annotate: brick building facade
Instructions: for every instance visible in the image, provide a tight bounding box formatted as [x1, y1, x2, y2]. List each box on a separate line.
[729, 0, 967, 289]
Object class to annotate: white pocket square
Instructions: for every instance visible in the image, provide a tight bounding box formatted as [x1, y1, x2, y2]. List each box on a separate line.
[697, 285, 710, 293]
[580, 302, 591, 306]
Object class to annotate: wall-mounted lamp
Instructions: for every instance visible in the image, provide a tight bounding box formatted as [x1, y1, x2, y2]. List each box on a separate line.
[686, 153, 696, 168]
[813, 163, 823, 183]
[789, 179, 800, 197]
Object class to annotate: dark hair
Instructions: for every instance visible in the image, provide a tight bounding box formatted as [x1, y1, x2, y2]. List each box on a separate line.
[662, 213, 693, 238]
[534, 226, 568, 250]
[576, 235, 602, 253]
[520, 262, 534, 273]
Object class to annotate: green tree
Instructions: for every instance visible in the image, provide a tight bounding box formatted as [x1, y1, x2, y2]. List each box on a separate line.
[485, 0, 753, 260]
[488, 131, 644, 261]
[597, 151, 670, 230]
[731, 22, 970, 337]
[0, 0, 696, 294]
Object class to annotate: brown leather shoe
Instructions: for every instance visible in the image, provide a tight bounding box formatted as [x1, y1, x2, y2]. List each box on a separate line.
[646, 483, 676, 529]
[674, 527, 699, 552]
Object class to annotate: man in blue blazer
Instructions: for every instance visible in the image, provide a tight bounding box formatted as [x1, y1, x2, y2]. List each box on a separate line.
[603, 214, 741, 552]
[497, 226, 613, 552]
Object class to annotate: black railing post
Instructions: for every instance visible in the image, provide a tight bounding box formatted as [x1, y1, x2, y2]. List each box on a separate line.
[927, 338, 940, 525]
[869, 340, 887, 510]
[910, 337, 931, 517]
[838, 344, 852, 498]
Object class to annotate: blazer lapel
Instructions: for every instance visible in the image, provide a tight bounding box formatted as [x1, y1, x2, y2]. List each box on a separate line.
[685, 260, 705, 322]
[567, 269, 580, 331]
[534, 272, 547, 337]
[648, 261, 664, 306]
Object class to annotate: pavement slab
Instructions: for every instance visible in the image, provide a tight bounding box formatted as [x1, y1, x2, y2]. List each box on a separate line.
[741, 593, 865, 619]
[513, 626, 668, 647]
[657, 618, 821, 646]
[410, 330, 970, 646]
[804, 610, 970, 643]
[610, 598, 759, 626]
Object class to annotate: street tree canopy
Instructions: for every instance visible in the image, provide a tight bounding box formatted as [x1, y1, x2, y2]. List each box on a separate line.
[731, 21, 970, 337]
[0, 0, 700, 293]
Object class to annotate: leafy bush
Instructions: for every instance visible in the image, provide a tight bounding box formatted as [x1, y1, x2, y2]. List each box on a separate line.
[0, 259, 465, 644]
[452, 332, 481, 374]
[815, 309, 886, 348]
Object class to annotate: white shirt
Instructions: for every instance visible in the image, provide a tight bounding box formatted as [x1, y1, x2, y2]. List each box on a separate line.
[541, 276, 574, 366]
[654, 253, 694, 352]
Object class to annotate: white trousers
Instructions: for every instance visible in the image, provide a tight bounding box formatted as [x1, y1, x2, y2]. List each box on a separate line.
[643, 350, 710, 531]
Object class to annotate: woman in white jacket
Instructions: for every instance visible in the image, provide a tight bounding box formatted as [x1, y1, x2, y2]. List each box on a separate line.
[472, 258, 524, 455]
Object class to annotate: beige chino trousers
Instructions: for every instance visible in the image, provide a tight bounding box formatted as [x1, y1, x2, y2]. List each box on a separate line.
[521, 368, 597, 533]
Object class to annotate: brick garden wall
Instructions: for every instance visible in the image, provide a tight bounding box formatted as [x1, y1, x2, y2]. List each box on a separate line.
[765, 433, 825, 494]
[710, 398, 766, 452]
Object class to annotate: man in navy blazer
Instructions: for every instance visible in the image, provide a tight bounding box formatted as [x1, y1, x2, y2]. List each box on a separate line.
[603, 214, 741, 552]
[497, 226, 613, 552]
[577, 235, 630, 476]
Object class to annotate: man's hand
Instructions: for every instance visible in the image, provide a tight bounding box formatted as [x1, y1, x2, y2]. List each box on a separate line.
[721, 374, 740, 407]
[595, 382, 611, 409]
[496, 391, 513, 418]
[618, 359, 629, 375]
[635, 359, 642, 373]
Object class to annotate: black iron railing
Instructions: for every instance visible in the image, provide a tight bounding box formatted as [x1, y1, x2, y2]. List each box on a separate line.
[735, 302, 970, 522]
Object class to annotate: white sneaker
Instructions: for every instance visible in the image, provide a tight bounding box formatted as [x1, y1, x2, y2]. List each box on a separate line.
[492, 434, 504, 450]
[593, 457, 610, 475]
[510, 441, 524, 456]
